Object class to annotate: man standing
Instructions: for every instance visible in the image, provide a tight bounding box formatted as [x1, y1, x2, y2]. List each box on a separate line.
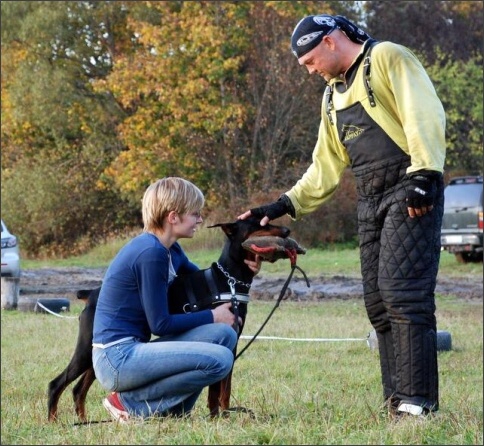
[239, 14, 446, 418]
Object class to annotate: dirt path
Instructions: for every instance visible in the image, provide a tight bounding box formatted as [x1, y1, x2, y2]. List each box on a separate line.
[17, 267, 482, 302]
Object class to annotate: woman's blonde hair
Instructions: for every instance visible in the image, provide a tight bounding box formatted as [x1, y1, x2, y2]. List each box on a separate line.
[142, 177, 205, 233]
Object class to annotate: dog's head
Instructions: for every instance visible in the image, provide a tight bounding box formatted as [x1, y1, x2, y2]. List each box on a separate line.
[208, 216, 290, 242]
[208, 217, 307, 266]
[207, 216, 291, 267]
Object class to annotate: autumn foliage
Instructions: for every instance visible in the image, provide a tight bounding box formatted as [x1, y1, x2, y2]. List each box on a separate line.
[1, 1, 482, 257]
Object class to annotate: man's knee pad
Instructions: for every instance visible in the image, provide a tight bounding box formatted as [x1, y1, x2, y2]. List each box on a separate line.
[364, 290, 390, 332]
[376, 329, 397, 401]
[393, 323, 439, 410]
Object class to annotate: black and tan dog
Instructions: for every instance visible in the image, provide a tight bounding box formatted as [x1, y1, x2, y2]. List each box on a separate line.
[47, 216, 291, 422]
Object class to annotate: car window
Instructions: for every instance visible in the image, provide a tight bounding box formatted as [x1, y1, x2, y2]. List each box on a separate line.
[444, 184, 483, 209]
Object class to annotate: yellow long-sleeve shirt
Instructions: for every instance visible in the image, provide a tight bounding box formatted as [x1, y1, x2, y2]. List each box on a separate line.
[286, 41, 446, 219]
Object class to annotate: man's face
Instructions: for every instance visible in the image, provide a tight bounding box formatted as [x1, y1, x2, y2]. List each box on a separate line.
[298, 37, 339, 82]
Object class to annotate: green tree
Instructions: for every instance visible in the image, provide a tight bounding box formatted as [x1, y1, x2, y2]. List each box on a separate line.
[3, 1, 480, 257]
[93, 1, 253, 208]
[364, 1, 483, 63]
[1, 1, 142, 256]
[93, 1, 336, 211]
[426, 53, 483, 174]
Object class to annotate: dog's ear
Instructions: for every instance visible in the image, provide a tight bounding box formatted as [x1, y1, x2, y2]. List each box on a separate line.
[207, 221, 238, 237]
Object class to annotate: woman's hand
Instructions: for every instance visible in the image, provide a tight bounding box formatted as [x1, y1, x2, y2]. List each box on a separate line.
[212, 302, 243, 327]
[244, 255, 261, 275]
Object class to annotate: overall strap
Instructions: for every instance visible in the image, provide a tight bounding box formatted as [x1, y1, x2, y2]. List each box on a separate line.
[324, 38, 380, 124]
[323, 84, 335, 125]
[363, 39, 379, 107]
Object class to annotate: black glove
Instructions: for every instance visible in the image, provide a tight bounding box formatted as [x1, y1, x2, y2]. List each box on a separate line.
[405, 171, 439, 209]
[250, 194, 295, 220]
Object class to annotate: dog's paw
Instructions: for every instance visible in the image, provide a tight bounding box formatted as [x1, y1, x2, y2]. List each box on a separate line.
[242, 236, 306, 263]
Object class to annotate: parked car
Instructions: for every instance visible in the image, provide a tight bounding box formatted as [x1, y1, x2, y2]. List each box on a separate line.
[1, 219, 21, 277]
[440, 175, 483, 263]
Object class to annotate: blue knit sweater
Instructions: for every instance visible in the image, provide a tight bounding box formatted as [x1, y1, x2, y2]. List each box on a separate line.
[93, 233, 213, 345]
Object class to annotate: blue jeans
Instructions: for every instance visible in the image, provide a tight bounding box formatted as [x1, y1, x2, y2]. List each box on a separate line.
[92, 323, 237, 418]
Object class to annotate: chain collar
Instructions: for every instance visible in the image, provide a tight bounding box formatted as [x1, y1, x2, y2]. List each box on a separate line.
[216, 262, 251, 290]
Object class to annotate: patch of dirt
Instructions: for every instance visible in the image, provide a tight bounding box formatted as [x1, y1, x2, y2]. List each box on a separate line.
[18, 268, 106, 301]
[16, 267, 483, 303]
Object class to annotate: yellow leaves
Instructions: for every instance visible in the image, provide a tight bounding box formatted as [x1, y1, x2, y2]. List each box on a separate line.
[93, 2, 254, 194]
[21, 122, 32, 131]
[103, 148, 155, 195]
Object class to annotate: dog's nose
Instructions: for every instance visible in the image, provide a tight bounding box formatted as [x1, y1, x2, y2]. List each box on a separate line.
[281, 227, 291, 237]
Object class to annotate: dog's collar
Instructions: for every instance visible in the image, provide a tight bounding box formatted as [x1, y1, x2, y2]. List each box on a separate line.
[215, 262, 251, 290]
[213, 293, 250, 304]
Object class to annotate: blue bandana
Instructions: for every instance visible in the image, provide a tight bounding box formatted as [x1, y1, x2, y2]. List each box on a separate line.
[291, 14, 371, 58]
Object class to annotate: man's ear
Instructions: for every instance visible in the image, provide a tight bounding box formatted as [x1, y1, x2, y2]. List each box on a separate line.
[323, 33, 336, 50]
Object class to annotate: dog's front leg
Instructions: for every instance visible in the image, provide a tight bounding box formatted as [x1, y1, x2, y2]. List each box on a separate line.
[207, 381, 221, 417]
[219, 371, 233, 414]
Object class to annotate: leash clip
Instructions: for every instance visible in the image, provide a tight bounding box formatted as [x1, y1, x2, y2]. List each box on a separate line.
[228, 278, 240, 334]
[228, 278, 236, 296]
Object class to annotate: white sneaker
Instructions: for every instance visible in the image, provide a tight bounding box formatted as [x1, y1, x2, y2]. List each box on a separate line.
[397, 402, 424, 416]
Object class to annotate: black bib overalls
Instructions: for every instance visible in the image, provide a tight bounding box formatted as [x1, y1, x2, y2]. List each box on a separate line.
[328, 44, 444, 410]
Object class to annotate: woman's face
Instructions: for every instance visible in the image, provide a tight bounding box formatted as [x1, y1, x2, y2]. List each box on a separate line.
[175, 210, 203, 238]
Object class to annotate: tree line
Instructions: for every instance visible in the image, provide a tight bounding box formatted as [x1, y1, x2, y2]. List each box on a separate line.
[1, 1, 482, 257]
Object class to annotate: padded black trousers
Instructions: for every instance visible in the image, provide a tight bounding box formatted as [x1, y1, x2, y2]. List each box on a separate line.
[354, 155, 444, 411]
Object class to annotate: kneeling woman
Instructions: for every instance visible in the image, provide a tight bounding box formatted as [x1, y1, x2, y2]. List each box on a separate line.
[92, 177, 259, 422]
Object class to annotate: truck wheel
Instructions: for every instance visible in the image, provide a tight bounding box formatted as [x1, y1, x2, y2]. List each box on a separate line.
[455, 252, 483, 263]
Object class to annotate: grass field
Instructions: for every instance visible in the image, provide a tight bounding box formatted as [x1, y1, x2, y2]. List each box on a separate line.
[3, 239, 483, 445]
[1, 294, 482, 445]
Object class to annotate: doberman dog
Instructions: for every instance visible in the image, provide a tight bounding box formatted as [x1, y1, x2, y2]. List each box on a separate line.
[47, 217, 291, 422]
